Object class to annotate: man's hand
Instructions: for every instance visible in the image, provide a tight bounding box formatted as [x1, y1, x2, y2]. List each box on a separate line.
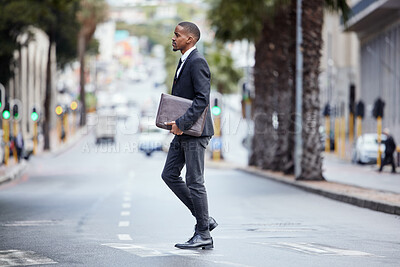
[165, 121, 183, 135]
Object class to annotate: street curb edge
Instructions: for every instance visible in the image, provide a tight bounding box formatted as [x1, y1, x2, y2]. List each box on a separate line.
[238, 167, 400, 216]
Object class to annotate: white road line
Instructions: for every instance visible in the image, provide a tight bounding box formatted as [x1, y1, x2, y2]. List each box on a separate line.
[122, 203, 131, 209]
[118, 221, 130, 227]
[102, 243, 164, 258]
[118, 234, 133, 241]
[123, 196, 131, 202]
[124, 191, 131, 196]
[121, 211, 130, 216]
[0, 250, 57, 266]
[270, 242, 377, 256]
[1, 220, 58, 227]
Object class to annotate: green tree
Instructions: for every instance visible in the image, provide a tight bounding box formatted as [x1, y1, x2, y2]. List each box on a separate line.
[208, 0, 349, 180]
[0, 0, 80, 150]
[205, 42, 242, 94]
[33, 0, 80, 150]
[77, 0, 108, 126]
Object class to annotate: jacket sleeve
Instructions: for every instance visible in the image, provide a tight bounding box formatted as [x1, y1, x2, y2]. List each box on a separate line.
[175, 57, 210, 131]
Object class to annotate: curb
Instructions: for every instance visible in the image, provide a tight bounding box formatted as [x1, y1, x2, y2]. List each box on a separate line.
[238, 166, 400, 216]
[0, 161, 28, 186]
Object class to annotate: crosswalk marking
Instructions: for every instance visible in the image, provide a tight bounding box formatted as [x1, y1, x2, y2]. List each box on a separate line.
[102, 243, 164, 257]
[118, 234, 133, 241]
[122, 203, 131, 209]
[0, 250, 57, 266]
[123, 196, 131, 202]
[118, 221, 130, 227]
[269, 242, 377, 256]
[121, 211, 130, 216]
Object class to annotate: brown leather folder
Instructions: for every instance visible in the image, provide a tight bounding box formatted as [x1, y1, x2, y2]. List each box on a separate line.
[155, 93, 208, 137]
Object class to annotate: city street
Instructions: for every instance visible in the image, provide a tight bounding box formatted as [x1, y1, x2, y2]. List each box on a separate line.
[1, 122, 400, 267]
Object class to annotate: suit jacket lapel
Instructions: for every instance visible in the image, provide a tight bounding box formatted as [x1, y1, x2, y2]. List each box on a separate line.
[175, 48, 197, 84]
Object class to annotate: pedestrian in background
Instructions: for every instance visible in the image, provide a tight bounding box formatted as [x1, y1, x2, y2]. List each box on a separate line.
[379, 128, 396, 173]
[162, 21, 217, 250]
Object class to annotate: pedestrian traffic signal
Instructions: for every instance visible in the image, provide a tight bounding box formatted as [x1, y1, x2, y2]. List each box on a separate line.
[31, 108, 39, 122]
[372, 98, 385, 119]
[211, 99, 221, 116]
[70, 101, 78, 111]
[2, 103, 10, 120]
[55, 105, 63, 116]
[13, 104, 19, 120]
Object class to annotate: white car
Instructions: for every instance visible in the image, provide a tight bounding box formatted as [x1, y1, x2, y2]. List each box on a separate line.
[138, 119, 170, 156]
[352, 133, 386, 164]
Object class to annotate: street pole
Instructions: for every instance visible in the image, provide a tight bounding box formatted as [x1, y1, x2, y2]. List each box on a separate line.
[295, 0, 303, 179]
[33, 121, 38, 155]
[377, 116, 382, 168]
[13, 121, 18, 163]
[3, 119, 9, 166]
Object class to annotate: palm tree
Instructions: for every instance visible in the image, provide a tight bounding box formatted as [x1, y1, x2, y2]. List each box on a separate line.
[208, 0, 349, 180]
[76, 0, 108, 126]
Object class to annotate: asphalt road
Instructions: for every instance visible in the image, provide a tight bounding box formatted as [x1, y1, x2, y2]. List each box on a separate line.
[1, 120, 400, 267]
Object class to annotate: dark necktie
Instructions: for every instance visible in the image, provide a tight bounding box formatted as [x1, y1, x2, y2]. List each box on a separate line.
[174, 58, 183, 81]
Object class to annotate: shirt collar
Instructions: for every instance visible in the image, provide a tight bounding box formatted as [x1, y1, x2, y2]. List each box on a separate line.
[181, 46, 196, 63]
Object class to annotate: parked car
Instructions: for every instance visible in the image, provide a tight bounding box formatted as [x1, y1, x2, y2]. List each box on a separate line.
[352, 133, 386, 164]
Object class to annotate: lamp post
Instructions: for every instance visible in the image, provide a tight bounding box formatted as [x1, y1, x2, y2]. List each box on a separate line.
[295, 0, 303, 179]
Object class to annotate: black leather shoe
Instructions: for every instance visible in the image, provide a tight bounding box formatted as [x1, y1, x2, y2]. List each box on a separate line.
[209, 217, 218, 231]
[175, 234, 213, 249]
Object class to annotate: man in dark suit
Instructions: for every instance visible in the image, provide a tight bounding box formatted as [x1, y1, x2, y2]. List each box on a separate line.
[162, 22, 217, 249]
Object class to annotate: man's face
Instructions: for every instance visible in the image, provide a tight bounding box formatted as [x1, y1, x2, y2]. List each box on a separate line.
[172, 25, 190, 53]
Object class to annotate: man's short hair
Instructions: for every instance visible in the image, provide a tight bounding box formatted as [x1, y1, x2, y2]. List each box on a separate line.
[178, 21, 201, 42]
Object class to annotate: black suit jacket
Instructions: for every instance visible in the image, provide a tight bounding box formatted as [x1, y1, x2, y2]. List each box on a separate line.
[172, 48, 214, 137]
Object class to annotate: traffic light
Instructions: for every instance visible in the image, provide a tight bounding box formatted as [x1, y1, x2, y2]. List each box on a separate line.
[211, 99, 221, 116]
[372, 98, 385, 118]
[356, 101, 365, 118]
[323, 103, 330, 116]
[55, 105, 63, 116]
[70, 101, 78, 111]
[31, 107, 39, 122]
[12, 104, 19, 120]
[2, 103, 10, 120]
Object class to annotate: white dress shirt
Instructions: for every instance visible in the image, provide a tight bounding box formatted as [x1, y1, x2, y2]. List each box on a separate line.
[176, 46, 196, 78]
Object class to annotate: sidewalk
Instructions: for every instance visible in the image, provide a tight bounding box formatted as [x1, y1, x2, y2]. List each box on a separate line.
[206, 155, 400, 216]
[0, 126, 90, 187]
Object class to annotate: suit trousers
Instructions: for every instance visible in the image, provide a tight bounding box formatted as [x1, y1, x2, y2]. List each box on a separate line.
[162, 135, 211, 239]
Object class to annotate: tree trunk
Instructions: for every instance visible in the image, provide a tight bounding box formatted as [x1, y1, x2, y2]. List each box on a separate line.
[78, 32, 87, 126]
[299, 0, 325, 180]
[249, 4, 294, 172]
[43, 41, 53, 150]
[269, 3, 294, 173]
[249, 19, 275, 168]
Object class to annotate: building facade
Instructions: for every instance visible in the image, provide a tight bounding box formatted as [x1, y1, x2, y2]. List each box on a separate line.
[346, 0, 400, 139]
